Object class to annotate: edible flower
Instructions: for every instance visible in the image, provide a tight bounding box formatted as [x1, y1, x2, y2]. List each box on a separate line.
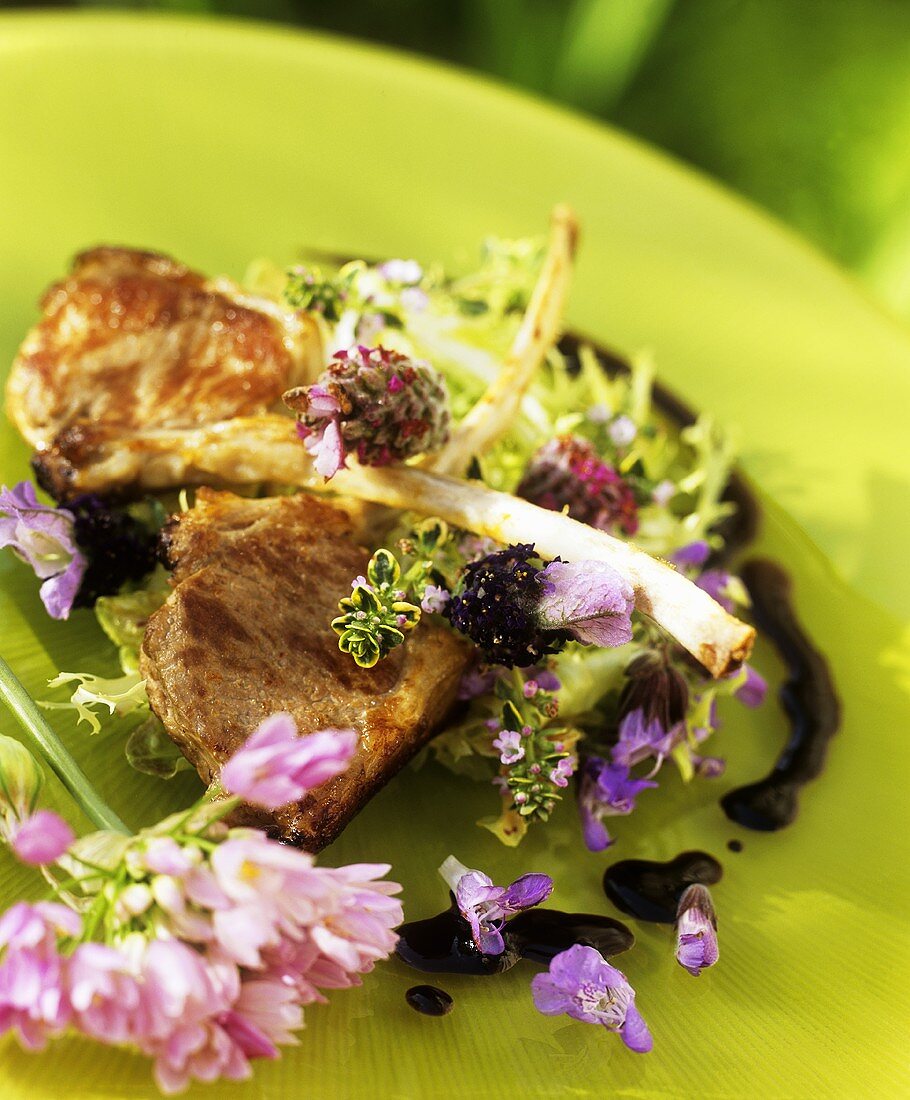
[220, 713, 358, 809]
[516, 435, 639, 536]
[0, 720, 402, 1094]
[734, 664, 767, 708]
[439, 855, 552, 955]
[675, 883, 719, 977]
[531, 943, 652, 1052]
[446, 544, 634, 668]
[577, 756, 657, 851]
[0, 482, 86, 619]
[283, 345, 450, 478]
[8, 810, 75, 866]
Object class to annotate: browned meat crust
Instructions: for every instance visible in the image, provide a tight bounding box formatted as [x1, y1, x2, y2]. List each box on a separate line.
[140, 489, 469, 850]
[6, 247, 320, 497]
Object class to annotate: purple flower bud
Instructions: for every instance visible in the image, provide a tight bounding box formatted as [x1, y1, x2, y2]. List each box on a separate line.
[531, 944, 652, 1052]
[670, 541, 711, 570]
[517, 436, 639, 536]
[675, 883, 719, 976]
[696, 569, 735, 612]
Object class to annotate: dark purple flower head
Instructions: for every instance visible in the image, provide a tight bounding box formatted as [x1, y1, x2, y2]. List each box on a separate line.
[675, 883, 719, 977]
[446, 544, 569, 668]
[446, 546, 635, 668]
[0, 482, 86, 619]
[531, 944, 652, 1052]
[440, 856, 552, 955]
[284, 345, 450, 479]
[66, 494, 158, 608]
[517, 435, 639, 536]
[577, 756, 657, 852]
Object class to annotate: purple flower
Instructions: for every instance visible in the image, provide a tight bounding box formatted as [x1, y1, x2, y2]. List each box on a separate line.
[611, 708, 682, 770]
[549, 756, 575, 788]
[531, 944, 652, 1052]
[734, 664, 767, 708]
[0, 482, 86, 619]
[675, 884, 719, 977]
[440, 856, 552, 955]
[420, 584, 450, 614]
[670, 541, 711, 570]
[577, 757, 657, 851]
[692, 754, 726, 778]
[492, 729, 524, 766]
[9, 811, 75, 866]
[537, 560, 634, 647]
[517, 436, 640, 536]
[220, 713, 358, 810]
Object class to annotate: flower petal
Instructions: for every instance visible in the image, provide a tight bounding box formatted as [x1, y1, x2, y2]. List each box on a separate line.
[537, 560, 634, 647]
[619, 1001, 653, 1053]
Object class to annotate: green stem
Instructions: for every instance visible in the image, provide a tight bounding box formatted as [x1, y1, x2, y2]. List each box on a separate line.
[0, 655, 130, 835]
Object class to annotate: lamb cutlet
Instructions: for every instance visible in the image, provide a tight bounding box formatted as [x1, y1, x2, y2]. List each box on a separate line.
[140, 489, 470, 850]
[6, 246, 320, 499]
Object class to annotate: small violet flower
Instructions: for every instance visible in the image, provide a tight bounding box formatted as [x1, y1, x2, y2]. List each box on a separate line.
[548, 757, 575, 788]
[611, 708, 681, 771]
[492, 729, 524, 766]
[439, 855, 552, 955]
[420, 584, 450, 614]
[220, 713, 358, 810]
[531, 944, 652, 1052]
[578, 756, 657, 852]
[9, 810, 75, 866]
[0, 482, 86, 619]
[377, 258, 423, 285]
[675, 883, 719, 977]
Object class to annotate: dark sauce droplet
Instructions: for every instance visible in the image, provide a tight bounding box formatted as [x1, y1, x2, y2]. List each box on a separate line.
[727, 839, 743, 853]
[721, 559, 841, 832]
[406, 985, 453, 1016]
[508, 909, 634, 964]
[603, 851, 723, 923]
[396, 901, 634, 976]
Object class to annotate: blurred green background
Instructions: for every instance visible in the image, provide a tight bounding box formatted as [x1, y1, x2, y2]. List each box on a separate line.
[7, 0, 910, 320]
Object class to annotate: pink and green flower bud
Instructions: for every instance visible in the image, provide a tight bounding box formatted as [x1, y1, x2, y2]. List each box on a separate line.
[284, 345, 450, 479]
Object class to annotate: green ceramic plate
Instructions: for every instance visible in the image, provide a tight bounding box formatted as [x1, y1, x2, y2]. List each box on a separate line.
[1, 12, 908, 1100]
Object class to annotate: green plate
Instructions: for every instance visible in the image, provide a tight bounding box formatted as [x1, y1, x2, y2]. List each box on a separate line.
[1, 13, 908, 1100]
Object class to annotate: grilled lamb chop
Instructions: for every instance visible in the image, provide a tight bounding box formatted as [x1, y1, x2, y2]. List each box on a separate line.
[6, 247, 321, 499]
[140, 488, 469, 850]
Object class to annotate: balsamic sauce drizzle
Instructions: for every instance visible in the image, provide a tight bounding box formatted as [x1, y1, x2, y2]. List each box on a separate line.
[396, 900, 634, 978]
[721, 560, 841, 831]
[602, 851, 723, 924]
[406, 985, 454, 1016]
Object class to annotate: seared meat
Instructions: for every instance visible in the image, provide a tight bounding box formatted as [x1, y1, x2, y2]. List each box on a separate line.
[140, 489, 469, 850]
[6, 247, 321, 498]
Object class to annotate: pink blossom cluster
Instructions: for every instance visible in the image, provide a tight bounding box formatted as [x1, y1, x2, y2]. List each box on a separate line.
[0, 716, 403, 1095]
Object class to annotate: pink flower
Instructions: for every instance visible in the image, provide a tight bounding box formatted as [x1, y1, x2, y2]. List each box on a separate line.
[66, 943, 142, 1043]
[0, 902, 81, 1050]
[220, 713, 358, 810]
[10, 810, 74, 866]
